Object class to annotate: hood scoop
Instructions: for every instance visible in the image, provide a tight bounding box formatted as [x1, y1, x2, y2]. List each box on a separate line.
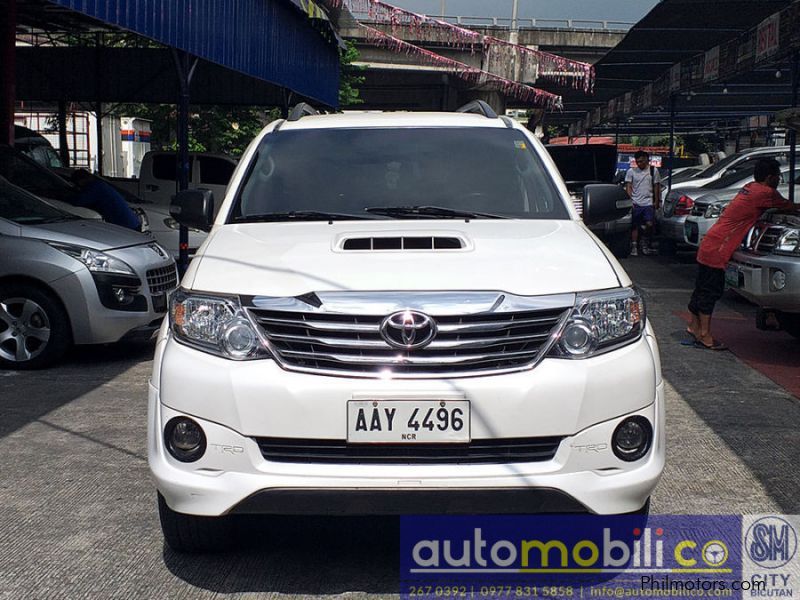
[339, 235, 468, 251]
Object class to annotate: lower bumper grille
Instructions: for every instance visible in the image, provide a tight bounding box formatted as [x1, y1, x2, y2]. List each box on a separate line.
[255, 436, 564, 464]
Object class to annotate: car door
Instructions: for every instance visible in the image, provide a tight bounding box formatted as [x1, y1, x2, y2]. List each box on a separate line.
[145, 153, 196, 205]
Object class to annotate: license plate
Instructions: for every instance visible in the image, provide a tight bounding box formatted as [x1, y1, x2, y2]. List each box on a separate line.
[725, 265, 739, 288]
[347, 400, 470, 443]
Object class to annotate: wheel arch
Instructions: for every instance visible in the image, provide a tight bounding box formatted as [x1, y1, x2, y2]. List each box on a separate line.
[0, 274, 75, 342]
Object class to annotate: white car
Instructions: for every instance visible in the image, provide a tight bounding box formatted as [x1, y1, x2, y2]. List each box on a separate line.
[149, 104, 665, 552]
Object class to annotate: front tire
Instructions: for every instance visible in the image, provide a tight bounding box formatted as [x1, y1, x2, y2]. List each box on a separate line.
[0, 283, 71, 369]
[158, 493, 235, 553]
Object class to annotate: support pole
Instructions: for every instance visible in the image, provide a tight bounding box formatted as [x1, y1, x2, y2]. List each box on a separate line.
[789, 52, 799, 205]
[0, 0, 15, 146]
[614, 119, 620, 151]
[667, 94, 676, 194]
[95, 102, 104, 176]
[511, 0, 519, 31]
[57, 100, 69, 167]
[172, 49, 198, 275]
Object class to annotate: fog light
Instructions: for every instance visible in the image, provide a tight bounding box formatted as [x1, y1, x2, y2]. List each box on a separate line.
[113, 286, 134, 305]
[771, 270, 786, 291]
[612, 416, 653, 462]
[164, 417, 206, 462]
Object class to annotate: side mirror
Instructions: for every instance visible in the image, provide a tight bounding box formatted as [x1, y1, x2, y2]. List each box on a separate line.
[582, 184, 632, 226]
[170, 189, 214, 232]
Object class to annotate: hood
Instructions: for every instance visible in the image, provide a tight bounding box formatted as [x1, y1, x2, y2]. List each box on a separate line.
[20, 219, 152, 250]
[187, 220, 622, 297]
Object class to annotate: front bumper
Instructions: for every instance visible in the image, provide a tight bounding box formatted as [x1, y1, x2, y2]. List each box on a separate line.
[728, 251, 800, 311]
[50, 245, 177, 345]
[658, 214, 688, 243]
[148, 328, 665, 516]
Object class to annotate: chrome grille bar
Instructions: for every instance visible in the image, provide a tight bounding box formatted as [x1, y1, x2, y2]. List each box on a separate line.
[247, 294, 572, 377]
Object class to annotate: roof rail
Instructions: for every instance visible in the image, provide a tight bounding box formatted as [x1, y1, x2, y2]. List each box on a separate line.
[287, 103, 319, 122]
[455, 100, 498, 119]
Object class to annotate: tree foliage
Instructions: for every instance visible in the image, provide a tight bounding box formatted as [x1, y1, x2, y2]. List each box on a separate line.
[339, 41, 366, 107]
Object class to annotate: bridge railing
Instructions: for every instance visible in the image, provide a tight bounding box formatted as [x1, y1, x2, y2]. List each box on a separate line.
[355, 14, 633, 31]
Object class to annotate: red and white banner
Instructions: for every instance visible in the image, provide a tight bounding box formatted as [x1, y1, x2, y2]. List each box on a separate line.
[755, 12, 780, 62]
[703, 46, 720, 82]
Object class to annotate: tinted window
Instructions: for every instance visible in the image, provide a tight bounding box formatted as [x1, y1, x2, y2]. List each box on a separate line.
[151, 154, 194, 182]
[0, 178, 73, 224]
[0, 147, 76, 202]
[199, 157, 235, 186]
[233, 128, 568, 221]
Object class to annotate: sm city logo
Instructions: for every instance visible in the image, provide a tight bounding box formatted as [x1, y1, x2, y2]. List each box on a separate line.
[402, 517, 740, 574]
[746, 517, 798, 569]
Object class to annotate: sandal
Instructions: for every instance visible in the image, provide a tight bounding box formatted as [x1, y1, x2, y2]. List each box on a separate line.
[693, 340, 728, 351]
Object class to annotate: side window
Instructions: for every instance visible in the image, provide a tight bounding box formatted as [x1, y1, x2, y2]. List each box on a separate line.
[151, 155, 195, 182]
[152, 154, 177, 181]
[199, 157, 235, 186]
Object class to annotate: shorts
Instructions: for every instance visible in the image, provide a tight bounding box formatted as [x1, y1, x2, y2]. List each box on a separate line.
[688, 263, 725, 316]
[632, 205, 655, 227]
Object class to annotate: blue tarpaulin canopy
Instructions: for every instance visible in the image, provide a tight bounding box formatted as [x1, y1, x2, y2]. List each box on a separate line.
[20, 0, 340, 107]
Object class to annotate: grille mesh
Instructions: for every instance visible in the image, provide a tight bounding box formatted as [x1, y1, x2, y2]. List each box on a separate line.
[248, 307, 569, 376]
[146, 265, 178, 294]
[753, 226, 783, 254]
[255, 436, 564, 464]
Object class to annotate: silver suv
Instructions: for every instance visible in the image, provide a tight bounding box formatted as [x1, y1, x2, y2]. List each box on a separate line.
[0, 178, 178, 368]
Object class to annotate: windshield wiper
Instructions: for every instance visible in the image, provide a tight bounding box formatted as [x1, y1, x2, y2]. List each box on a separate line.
[364, 205, 508, 220]
[235, 210, 376, 223]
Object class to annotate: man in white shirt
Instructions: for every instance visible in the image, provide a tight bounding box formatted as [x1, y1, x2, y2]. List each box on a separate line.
[624, 150, 662, 256]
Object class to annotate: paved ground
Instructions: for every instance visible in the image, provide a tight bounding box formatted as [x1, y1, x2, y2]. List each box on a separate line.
[1, 251, 798, 599]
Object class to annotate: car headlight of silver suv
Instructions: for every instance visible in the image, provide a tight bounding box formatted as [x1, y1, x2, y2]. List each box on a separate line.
[48, 242, 136, 275]
[775, 228, 800, 256]
[169, 290, 270, 360]
[549, 288, 645, 358]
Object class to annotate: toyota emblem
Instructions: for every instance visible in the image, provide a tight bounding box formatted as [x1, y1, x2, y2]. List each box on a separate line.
[380, 310, 437, 349]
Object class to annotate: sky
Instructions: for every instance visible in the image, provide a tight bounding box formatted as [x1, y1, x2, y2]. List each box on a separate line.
[387, 0, 660, 23]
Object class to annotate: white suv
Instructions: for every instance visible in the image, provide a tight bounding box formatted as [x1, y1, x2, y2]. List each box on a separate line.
[149, 103, 664, 552]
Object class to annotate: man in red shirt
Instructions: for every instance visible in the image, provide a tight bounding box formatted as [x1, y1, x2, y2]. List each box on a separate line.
[688, 158, 796, 349]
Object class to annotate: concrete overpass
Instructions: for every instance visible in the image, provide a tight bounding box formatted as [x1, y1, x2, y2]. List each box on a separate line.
[340, 22, 626, 112]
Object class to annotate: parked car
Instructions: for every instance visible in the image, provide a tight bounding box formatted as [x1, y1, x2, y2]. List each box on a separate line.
[666, 145, 792, 192]
[0, 177, 178, 368]
[546, 143, 633, 257]
[684, 166, 800, 247]
[727, 210, 800, 337]
[14, 125, 65, 169]
[107, 151, 237, 208]
[150, 104, 664, 552]
[658, 161, 788, 254]
[0, 145, 205, 257]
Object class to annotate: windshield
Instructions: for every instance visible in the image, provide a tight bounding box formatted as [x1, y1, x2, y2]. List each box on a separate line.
[703, 165, 756, 190]
[691, 153, 742, 179]
[231, 127, 569, 222]
[0, 146, 77, 202]
[0, 178, 75, 224]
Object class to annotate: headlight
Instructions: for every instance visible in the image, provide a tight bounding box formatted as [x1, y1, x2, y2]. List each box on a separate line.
[164, 217, 203, 234]
[549, 288, 645, 359]
[169, 290, 270, 360]
[704, 204, 723, 219]
[775, 229, 800, 256]
[48, 243, 136, 275]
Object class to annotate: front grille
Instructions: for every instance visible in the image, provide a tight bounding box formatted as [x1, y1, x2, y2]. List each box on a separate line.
[248, 306, 569, 376]
[754, 226, 783, 254]
[255, 436, 564, 464]
[146, 265, 178, 294]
